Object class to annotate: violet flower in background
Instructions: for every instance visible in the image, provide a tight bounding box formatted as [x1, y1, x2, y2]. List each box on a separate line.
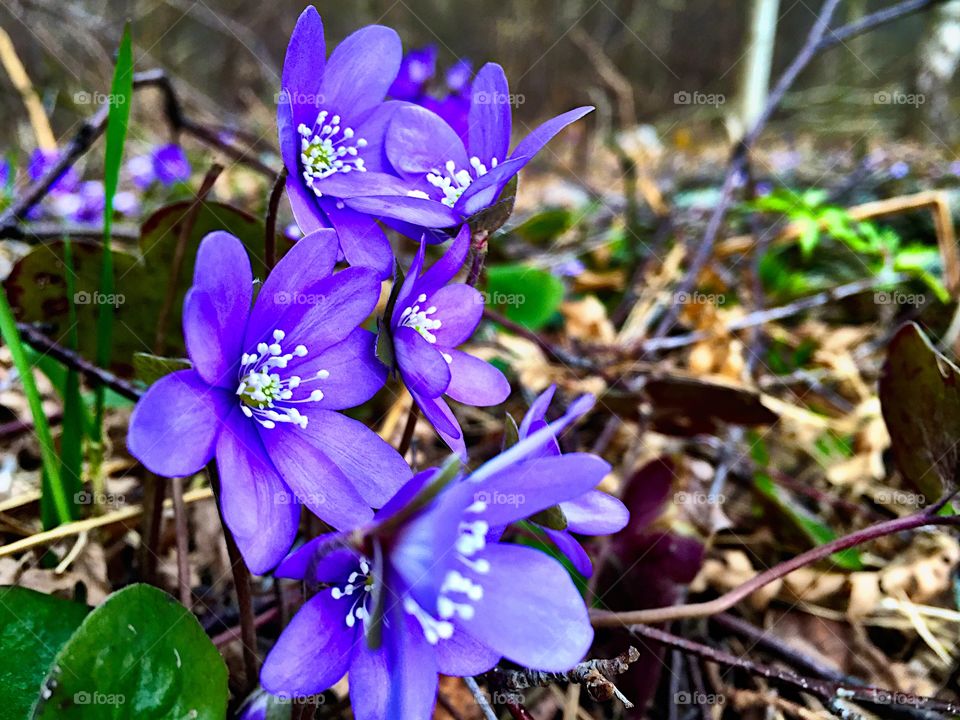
[278, 6, 444, 279]
[153, 143, 192, 185]
[382, 226, 510, 458]
[347, 63, 592, 239]
[28, 148, 79, 194]
[128, 230, 411, 573]
[261, 396, 608, 718]
[388, 45, 438, 101]
[514, 385, 629, 576]
[389, 46, 473, 140]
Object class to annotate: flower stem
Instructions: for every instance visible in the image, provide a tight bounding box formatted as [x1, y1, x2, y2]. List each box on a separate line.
[264, 167, 287, 272]
[466, 229, 489, 287]
[397, 402, 421, 457]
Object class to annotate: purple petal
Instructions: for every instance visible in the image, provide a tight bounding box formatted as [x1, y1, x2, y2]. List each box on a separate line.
[393, 240, 426, 319]
[519, 385, 556, 438]
[353, 101, 406, 173]
[386, 105, 468, 176]
[324, 205, 395, 279]
[275, 535, 356, 581]
[383, 607, 439, 717]
[260, 425, 374, 530]
[457, 543, 592, 671]
[246, 228, 339, 338]
[248, 266, 381, 357]
[261, 591, 356, 696]
[216, 416, 301, 574]
[418, 225, 470, 292]
[344, 194, 461, 228]
[434, 629, 501, 676]
[321, 25, 401, 118]
[468, 63, 511, 163]
[456, 155, 527, 217]
[284, 172, 327, 234]
[470, 394, 595, 483]
[291, 327, 385, 411]
[182, 291, 236, 389]
[473, 453, 611, 526]
[415, 393, 465, 459]
[185, 231, 253, 386]
[347, 642, 390, 720]
[562, 489, 630, 535]
[444, 350, 509, 407]
[304, 409, 412, 507]
[431, 285, 483, 347]
[510, 106, 594, 163]
[308, 170, 410, 199]
[544, 527, 593, 577]
[280, 6, 327, 132]
[128, 370, 230, 477]
[395, 326, 451, 398]
[389, 45, 437, 100]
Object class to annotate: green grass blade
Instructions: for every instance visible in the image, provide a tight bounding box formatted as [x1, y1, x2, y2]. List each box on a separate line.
[0, 291, 71, 525]
[94, 23, 133, 434]
[60, 239, 85, 514]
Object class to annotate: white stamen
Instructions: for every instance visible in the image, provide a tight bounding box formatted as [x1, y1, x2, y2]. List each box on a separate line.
[299, 112, 368, 197]
[406, 156, 497, 208]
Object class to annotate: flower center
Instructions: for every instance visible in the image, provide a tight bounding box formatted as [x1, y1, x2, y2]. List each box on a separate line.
[298, 110, 368, 196]
[404, 502, 490, 645]
[407, 157, 497, 208]
[236, 329, 329, 430]
[399, 293, 442, 343]
[331, 558, 372, 629]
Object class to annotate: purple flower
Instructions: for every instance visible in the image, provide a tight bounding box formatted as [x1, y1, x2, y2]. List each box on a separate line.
[346, 63, 592, 239]
[382, 226, 509, 458]
[128, 230, 411, 573]
[261, 396, 608, 718]
[49, 179, 105, 222]
[445, 59, 473, 95]
[514, 385, 628, 577]
[126, 154, 156, 189]
[278, 6, 419, 279]
[28, 149, 79, 194]
[0, 157, 10, 189]
[152, 143, 191, 185]
[389, 45, 438, 101]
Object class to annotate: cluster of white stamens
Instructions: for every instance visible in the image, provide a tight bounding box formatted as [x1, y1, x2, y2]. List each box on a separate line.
[404, 501, 490, 645]
[407, 157, 497, 208]
[399, 293, 443, 344]
[331, 558, 372, 629]
[298, 110, 367, 196]
[236, 329, 329, 430]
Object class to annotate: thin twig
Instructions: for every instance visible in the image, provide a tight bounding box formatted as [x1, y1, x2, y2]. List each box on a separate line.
[464, 677, 498, 720]
[630, 624, 960, 716]
[16, 322, 141, 400]
[208, 464, 259, 696]
[264, 167, 288, 272]
[591, 506, 960, 626]
[170, 476, 191, 608]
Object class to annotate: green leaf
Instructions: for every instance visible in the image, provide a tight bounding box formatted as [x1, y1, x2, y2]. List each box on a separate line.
[528, 505, 568, 531]
[468, 175, 517, 237]
[754, 473, 863, 570]
[33, 584, 228, 719]
[879, 323, 960, 502]
[513, 206, 576, 244]
[485, 263, 564, 330]
[5, 201, 271, 377]
[132, 353, 191, 387]
[95, 23, 134, 433]
[0, 290, 71, 524]
[0, 587, 90, 719]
